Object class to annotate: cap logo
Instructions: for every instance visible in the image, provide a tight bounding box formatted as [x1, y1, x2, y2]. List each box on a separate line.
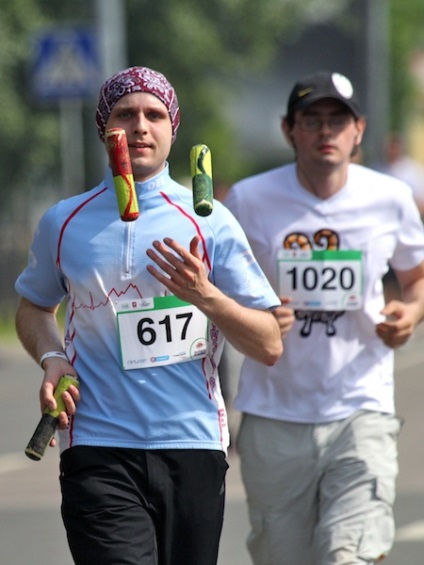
[297, 87, 313, 99]
[331, 73, 354, 100]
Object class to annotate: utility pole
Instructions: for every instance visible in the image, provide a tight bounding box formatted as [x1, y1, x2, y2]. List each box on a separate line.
[95, 0, 127, 81]
[94, 0, 128, 173]
[362, 0, 390, 165]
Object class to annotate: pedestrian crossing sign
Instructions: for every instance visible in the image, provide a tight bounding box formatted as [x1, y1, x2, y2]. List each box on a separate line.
[31, 27, 100, 100]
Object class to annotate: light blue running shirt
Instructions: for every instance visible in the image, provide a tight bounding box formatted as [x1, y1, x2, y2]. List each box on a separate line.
[16, 164, 280, 454]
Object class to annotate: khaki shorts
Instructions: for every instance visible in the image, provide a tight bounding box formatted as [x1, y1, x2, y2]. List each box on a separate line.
[237, 411, 402, 565]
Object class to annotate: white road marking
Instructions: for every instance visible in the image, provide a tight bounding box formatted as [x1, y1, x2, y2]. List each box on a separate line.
[0, 452, 32, 474]
[396, 520, 424, 542]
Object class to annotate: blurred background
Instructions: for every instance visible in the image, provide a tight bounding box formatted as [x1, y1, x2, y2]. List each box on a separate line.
[3, 3, 424, 563]
[2, 0, 424, 321]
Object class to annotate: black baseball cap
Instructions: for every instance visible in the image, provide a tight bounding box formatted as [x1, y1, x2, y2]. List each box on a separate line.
[286, 71, 361, 118]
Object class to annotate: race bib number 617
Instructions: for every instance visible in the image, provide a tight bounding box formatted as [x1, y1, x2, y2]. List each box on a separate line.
[116, 296, 209, 369]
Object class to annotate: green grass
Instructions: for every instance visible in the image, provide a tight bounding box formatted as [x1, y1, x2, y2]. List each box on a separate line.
[0, 303, 67, 346]
[0, 314, 19, 345]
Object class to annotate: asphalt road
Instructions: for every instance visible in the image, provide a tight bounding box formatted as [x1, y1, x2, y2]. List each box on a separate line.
[1, 334, 424, 564]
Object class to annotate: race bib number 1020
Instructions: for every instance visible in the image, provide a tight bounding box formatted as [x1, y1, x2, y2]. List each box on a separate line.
[116, 296, 209, 369]
[277, 249, 363, 311]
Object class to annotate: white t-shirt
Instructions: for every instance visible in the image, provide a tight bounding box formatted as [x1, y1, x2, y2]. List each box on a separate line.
[225, 163, 424, 423]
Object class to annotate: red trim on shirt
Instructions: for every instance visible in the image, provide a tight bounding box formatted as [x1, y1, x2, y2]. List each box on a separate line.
[159, 192, 212, 272]
[56, 187, 108, 270]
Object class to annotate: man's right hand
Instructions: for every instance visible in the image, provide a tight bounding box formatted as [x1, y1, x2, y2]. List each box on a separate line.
[273, 297, 295, 340]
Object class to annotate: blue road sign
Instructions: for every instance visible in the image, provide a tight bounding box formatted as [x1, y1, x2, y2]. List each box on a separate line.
[31, 27, 101, 100]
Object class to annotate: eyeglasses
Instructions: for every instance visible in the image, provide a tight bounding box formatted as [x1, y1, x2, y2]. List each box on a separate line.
[295, 115, 353, 133]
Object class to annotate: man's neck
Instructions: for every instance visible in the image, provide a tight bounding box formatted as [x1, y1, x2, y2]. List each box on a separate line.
[296, 162, 348, 200]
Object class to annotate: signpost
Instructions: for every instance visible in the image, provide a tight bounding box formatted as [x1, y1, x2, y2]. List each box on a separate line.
[31, 28, 100, 197]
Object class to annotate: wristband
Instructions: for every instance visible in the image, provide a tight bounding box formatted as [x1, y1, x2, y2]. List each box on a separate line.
[40, 351, 68, 368]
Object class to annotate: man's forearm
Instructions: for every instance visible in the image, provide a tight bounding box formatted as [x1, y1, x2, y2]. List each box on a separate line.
[397, 264, 424, 326]
[15, 297, 64, 364]
[199, 292, 283, 366]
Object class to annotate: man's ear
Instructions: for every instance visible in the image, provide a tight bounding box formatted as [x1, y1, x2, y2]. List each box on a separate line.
[282, 117, 295, 147]
[354, 116, 366, 146]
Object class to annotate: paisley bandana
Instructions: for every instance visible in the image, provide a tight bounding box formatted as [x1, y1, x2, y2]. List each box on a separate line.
[96, 66, 180, 143]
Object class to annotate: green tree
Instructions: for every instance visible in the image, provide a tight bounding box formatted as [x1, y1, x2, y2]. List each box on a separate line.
[7, 0, 424, 215]
[389, 0, 424, 131]
[0, 1, 94, 222]
[0, 0, 349, 224]
[125, 0, 350, 181]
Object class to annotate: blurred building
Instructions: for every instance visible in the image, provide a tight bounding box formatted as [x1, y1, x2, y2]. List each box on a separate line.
[226, 0, 388, 171]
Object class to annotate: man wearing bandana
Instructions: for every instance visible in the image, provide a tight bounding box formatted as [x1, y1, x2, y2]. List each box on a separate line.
[15, 66, 282, 565]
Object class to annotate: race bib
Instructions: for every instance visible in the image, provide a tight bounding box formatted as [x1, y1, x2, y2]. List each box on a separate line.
[116, 296, 209, 369]
[277, 249, 363, 310]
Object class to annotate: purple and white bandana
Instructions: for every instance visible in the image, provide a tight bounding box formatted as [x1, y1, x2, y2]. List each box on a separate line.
[96, 66, 180, 143]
